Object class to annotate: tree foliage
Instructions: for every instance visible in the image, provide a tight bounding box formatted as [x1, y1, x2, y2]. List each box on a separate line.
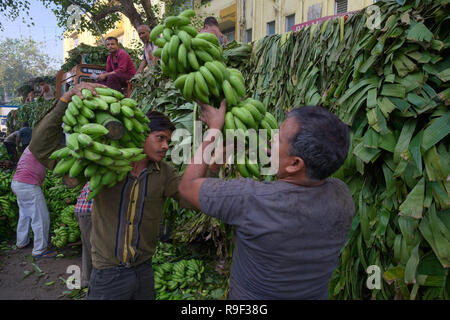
[0, 38, 58, 102]
[0, 0, 33, 31]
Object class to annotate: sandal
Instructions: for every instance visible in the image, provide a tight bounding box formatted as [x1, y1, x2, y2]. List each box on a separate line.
[33, 250, 58, 259]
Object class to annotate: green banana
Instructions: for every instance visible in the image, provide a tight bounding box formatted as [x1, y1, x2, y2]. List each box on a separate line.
[196, 32, 219, 46]
[178, 43, 188, 69]
[187, 50, 200, 70]
[194, 71, 209, 95]
[199, 66, 216, 87]
[150, 24, 165, 42]
[80, 123, 109, 136]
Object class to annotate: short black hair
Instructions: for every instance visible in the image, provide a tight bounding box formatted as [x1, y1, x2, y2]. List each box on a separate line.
[23, 122, 29, 127]
[287, 106, 350, 181]
[204, 16, 219, 28]
[105, 37, 118, 44]
[146, 111, 175, 132]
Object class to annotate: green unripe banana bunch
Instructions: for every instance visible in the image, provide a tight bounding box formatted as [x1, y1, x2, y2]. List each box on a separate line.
[223, 98, 279, 179]
[150, 9, 246, 108]
[54, 87, 150, 200]
[152, 10, 279, 180]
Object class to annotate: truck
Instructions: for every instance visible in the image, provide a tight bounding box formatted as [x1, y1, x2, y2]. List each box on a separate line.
[55, 63, 106, 99]
[0, 105, 20, 136]
[55, 62, 133, 99]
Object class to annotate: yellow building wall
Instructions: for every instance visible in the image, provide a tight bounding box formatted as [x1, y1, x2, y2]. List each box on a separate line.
[63, 1, 165, 63]
[196, 0, 377, 42]
[63, 0, 377, 61]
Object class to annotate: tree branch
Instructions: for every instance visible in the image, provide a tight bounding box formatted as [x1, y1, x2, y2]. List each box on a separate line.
[117, 0, 145, 31]
[140, 0, 157, 28]
[90, 5, 122, 21]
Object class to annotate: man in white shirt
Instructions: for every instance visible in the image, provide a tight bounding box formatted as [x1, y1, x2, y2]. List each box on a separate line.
[136, 25, 158, 74]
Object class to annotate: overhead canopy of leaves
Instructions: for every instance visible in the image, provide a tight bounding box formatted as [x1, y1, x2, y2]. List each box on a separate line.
[0, 0, 33, 31]
[41, 0, 165, 36]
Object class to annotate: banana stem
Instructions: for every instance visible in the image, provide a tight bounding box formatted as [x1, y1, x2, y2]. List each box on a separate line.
[193, 102, 198, 152]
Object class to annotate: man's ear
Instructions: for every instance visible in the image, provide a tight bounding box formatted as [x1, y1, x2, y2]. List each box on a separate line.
[285, 156, 304, 174]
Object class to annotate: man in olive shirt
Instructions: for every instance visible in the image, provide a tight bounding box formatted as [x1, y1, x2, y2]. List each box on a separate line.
[179, 101, 355, 299]
[28, 82, 215, 300]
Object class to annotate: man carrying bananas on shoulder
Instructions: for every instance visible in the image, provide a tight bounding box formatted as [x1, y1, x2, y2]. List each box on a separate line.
[27, 82, 219, 300]
[179, 100, 356, 300]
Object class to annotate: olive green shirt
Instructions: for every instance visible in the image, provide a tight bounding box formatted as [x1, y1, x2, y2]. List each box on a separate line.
[29, 99, 190, 269]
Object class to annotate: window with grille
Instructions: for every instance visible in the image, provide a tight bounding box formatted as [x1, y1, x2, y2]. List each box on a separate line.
[245, 28, 252, 43]
[223, 28, 235, 42]
[285, 14, 295, 32]
[267, 20, 275, 35]
[335, 0, 348, 14]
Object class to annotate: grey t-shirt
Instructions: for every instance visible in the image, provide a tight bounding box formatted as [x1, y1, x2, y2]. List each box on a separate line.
[199, 177, 355, 300]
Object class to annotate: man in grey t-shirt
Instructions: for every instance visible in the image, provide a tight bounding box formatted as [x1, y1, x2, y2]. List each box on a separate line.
[179, 101, 355, 300]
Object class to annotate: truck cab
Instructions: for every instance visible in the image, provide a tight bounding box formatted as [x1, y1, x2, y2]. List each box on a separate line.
[55, 64, 106, 99]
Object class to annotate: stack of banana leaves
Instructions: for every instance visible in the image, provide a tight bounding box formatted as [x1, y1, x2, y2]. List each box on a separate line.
[7, 99, 56, 132]
[229, 0, 448, 299]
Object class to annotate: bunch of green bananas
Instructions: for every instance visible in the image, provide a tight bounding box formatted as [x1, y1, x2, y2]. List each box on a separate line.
[154, 259, 205, 300]
[52, 87, 150, 200]
[0, 171, 19, 232]
[223, 98, 279, 178]
[152, 10, 279, 179]
[51, 226, 69, 248]
[150, 9, 245, 108]
[51, 205, 81, 248]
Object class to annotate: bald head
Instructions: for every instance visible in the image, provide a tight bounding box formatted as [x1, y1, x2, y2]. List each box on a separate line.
[137, 25, 150, 43]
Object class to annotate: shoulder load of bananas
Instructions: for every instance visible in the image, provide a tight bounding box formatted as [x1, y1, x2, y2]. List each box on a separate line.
[51, 87, 150, 200]
[152, 10, 279, 179]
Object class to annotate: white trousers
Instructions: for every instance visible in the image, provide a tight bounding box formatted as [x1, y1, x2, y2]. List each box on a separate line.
[11, 180, 50, 256]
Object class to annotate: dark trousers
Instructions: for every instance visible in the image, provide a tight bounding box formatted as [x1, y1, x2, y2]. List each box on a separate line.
[97, 72, 131, 93]
[4, 142, 17, 162]
[87, 259, 155, 300]
[74, 212, 92, 288]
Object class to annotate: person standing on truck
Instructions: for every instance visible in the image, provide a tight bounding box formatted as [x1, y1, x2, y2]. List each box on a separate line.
[97, 37, 137, 94]
[24, 90, 35, 103]
[136, 25, 158, 74]
[37, 79, 55, 101]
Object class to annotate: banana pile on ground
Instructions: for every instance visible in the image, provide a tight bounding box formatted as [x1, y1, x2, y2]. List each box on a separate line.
[154, 259, 205, 300]
[0, 171, 19, 238]
[151, 10, 278, 179]
[51, 87, 149, 200]
[51, 205, 80, 248]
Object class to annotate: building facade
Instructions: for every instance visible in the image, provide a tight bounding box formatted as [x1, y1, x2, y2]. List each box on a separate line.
[63, 0, 376, 60]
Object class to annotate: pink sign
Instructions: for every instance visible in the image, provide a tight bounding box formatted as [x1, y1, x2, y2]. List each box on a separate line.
[291, 11, 358, 32]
